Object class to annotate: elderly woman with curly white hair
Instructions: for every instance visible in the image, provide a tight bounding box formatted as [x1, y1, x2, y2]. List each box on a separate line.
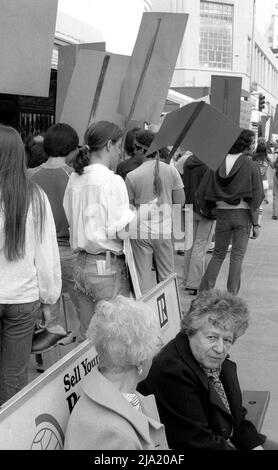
[138, 289, 278, 450]
[64, 295, 168, 450]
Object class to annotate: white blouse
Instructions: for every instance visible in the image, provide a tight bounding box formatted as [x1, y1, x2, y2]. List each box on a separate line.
[0, 190, 61, 304]
[63, 163, 135, 254]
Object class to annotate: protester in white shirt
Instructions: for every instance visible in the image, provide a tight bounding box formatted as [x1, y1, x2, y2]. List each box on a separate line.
[0, 125, 61, 405]
[63, 121, 157, 342]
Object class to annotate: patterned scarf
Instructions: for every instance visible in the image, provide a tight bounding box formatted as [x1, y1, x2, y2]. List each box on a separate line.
[201, 366, 231, 414]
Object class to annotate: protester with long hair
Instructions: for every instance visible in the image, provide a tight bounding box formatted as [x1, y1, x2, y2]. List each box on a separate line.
[0, 125, 61, 404]
[125, 130, 185, 295]
[63, 121, 157, 342]
[196, 129, 264, 295]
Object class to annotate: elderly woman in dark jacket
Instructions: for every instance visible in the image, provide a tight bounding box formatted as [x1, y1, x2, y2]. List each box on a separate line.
[138, 290, 278, 450]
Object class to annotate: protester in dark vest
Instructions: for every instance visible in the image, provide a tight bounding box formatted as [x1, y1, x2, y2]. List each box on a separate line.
[29, 123, 81, 350]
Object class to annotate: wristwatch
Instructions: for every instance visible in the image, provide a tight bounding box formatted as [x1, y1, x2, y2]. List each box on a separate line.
[253, 224, 259, 228]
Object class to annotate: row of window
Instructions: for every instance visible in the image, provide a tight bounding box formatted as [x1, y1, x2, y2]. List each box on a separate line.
[199, 0, 233, 69]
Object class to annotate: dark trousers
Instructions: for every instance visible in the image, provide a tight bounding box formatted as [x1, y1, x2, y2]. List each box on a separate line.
[199, 209, 252, 295]
[0, 300, 40, 404]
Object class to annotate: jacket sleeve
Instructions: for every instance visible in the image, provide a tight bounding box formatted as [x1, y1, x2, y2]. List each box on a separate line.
[34, 192, 61, 304]
[231, 406, 266, 450]
[194, 169, 216, 219]
[248, 164, 265, 210]
[138, 357, 235, 450]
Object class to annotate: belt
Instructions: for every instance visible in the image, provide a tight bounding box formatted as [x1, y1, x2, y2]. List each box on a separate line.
[78, 251, 124, 260]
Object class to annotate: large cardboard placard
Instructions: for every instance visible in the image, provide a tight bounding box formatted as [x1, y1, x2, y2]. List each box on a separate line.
[56, 43, 106, 122]
[118, 12, 188, 125]
[145, 101, 241, 171]
[0, 0, 58, 97]
[210, 76, 242, 125]
[60, 50, 129, 142]
[0, 274, 181, 449]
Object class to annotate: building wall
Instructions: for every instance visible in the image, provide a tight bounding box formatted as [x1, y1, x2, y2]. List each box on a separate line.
[151, 0, 278, 113]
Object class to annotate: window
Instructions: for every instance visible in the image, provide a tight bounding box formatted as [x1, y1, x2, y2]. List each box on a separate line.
[199, 1, 233, 69]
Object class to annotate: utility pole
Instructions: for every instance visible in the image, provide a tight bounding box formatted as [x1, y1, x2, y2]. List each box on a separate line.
[249, 0, 256, 92]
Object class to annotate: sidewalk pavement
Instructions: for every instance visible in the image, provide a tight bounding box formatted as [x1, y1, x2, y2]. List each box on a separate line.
[175, 195, 278, 440]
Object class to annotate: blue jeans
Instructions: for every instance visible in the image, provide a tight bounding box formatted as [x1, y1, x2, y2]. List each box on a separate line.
[199, 209, 252, 295]
[0, 300, 40, 405]
[73, 252, 131, 343]
[130, 238, 175, 295]
[183, 213, 215, 290]
[46, 245, 82, 336]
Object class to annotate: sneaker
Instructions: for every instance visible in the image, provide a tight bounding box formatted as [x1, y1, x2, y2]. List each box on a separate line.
[272, 216, 278, 220]
[177, 249, 185, 255]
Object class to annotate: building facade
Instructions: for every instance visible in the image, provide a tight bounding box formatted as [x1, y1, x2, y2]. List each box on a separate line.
[151, 0, 278, 119]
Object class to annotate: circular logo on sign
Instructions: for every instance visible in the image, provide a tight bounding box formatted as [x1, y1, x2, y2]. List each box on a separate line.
[31, 414, 64, 450]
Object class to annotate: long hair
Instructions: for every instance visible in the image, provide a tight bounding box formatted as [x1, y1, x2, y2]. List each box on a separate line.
[228, 129, 255, 154]
[72, 121, 123, 175]
[0, 125, 45, 261]
[135, 130, 162, 197]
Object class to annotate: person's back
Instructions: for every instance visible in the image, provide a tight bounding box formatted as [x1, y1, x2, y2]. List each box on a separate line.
[125, 130, 184, 294]
[198, 129, 264, 295]
[29, 164, 72, 245]
[183, 154, 207, 207]
[0, 125, 61, 403]
[127, 159, 182, 207]
[28, 123, 82, 350]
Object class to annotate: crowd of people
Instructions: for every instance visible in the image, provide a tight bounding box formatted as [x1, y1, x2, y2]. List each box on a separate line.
[0, 117, 277, 450]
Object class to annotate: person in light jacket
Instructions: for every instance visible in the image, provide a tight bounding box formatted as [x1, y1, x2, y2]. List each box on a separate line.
[64, 295, 168, 450]
[0, 125, 61, 405]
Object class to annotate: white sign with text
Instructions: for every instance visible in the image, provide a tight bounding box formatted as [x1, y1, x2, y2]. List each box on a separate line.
[0, 274, 182, 449]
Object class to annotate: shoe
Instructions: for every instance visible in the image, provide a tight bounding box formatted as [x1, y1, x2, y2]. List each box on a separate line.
[185, 288, 198, 296]
[272, 216, 278, 220]
[207, 242, 215, 253]
[31, 330, 67, 353]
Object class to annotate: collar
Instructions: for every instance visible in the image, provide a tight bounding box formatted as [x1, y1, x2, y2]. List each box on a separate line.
[83, 368, 163, 444]
[41, 159, 68, 169]
[83, 163, 111, 173]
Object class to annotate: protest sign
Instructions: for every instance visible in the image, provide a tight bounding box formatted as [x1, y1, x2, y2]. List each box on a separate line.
[0, 0, 58, 97]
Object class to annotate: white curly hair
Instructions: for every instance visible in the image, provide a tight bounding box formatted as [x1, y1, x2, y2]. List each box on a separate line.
[86, 295, 161, 371]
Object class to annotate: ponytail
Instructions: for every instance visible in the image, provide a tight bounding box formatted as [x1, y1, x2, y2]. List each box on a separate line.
[73, 145, 90, 175]
[153, 151, 162, 197]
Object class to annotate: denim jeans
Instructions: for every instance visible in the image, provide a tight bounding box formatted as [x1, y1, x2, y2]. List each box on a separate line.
[73, 252, 131, 343]
[130, 238, 174, 295]
[0, 300, 40, 405]
[199, 209, 252, 295]
[183, 212, 215, 290]
[46, 245, 82, 336]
